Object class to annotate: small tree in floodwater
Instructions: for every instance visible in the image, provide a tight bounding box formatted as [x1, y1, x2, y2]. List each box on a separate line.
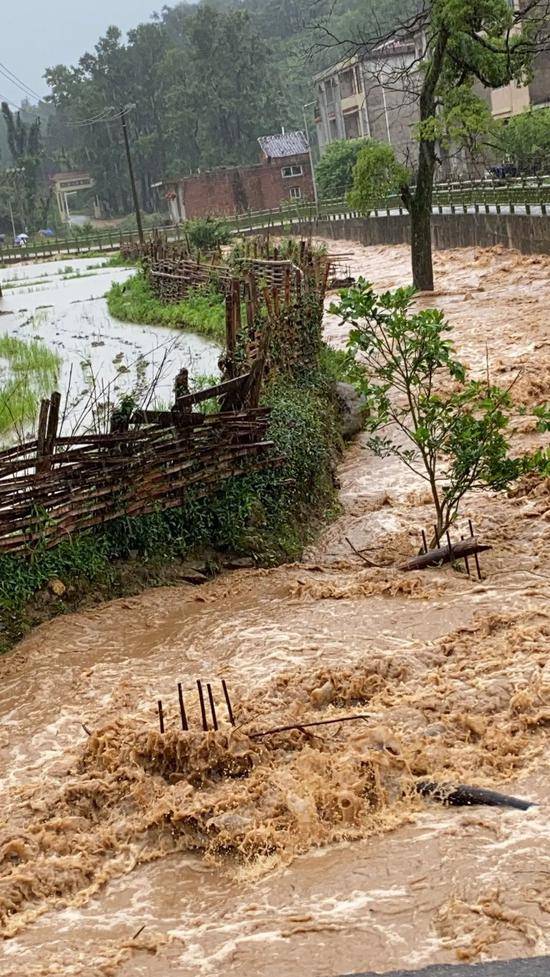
[333, 281, 547, 544]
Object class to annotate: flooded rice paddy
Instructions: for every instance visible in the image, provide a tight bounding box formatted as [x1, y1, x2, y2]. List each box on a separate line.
[0, 242, 548, 976]
[0, 257, 220, 438]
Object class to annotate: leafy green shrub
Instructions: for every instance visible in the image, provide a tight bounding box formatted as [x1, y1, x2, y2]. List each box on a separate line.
[116, 211, 168, 233]
[315, 138, 369, 200]
[348, 142, 410, 213]
[185, 217, 231, 251]
[534, 403, 550, 433]
[495, 107, 550, 174]
[333, 280, 548, 541]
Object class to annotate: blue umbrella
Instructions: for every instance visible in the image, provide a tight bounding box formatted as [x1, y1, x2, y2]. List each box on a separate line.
[39, 228, 55, 237]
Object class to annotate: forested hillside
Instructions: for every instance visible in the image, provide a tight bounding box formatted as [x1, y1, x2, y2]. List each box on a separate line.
[1, 0, 401, 220]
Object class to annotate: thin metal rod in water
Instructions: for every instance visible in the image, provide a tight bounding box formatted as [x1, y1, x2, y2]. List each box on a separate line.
[157, 700, 165, 734]
[206, 683, 219, 731]
[177, 683, 188, 731]
[221, 679, 236, 726]
[469, 519, 483, 579]
[446, 531, 453, 559]
[251, 713, 374, 739]
[421, 530, 428, 554]
[197, 680, 208, 732]
[461, 535, 471, 575]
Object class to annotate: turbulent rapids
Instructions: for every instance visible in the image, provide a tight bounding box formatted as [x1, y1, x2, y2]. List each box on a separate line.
[0, 241, 549, 976]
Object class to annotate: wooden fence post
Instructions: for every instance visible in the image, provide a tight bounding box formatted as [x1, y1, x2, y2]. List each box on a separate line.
[225, 287, 238, 376]
[36, 398, 50, 474]
[233, 279, 242, 341]
[36, 392, 60, 474]
[44, 392, 61, 463]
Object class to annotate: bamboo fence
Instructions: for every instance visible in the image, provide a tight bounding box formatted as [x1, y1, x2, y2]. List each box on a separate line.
[0, 240, 330, 557]
[139, 237, 331, 377]
[0, 377, 275, 556]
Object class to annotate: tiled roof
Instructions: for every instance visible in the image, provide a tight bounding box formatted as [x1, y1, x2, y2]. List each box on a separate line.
[258, 131, 309, 158]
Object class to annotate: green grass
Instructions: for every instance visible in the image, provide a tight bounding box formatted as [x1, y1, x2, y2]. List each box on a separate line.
[0, 335, 61, 436]
[106, 272, 226, 342]
[103, 252, 136, 267]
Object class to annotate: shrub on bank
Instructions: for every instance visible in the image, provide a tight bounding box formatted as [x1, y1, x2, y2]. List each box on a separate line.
[185, 217, 231, 251]
[107, 273, 226, 343]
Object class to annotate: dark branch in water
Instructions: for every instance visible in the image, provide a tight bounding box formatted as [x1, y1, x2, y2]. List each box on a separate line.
[416, 781, 534, 811]
[399, 538, 491, 572]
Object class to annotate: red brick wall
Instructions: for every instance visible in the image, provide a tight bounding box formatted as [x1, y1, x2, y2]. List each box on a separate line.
[179, 154, 314, 219]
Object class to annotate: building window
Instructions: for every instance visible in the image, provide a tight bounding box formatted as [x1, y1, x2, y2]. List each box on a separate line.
[339, 68, 357, 99]
[344, 110, 360, 140]
[281, 164, 304, 178]
[326, 78, 337, 111]
[289, 186, 302, 200]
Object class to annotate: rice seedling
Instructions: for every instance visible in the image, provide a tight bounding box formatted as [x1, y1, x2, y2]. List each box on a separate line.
[0, 335, 61, 438]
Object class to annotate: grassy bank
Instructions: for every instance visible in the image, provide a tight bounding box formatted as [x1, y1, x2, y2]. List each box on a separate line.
[0, 336, 61, 436]
[0, 361, 346, 653]
[107, 272, 226, 343]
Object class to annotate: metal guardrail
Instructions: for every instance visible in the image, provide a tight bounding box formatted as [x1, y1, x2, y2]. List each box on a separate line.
[0, 224, 181, 265]
[226, 175, 550, 231]
[1, 176, 548, 263]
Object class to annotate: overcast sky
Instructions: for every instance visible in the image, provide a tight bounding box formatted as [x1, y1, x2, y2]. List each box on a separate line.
[2, 0, 161, 107]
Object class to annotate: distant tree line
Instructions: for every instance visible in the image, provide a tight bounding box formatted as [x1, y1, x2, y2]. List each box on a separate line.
[0, 0, 403, 226]
[1, 0, 549, 234]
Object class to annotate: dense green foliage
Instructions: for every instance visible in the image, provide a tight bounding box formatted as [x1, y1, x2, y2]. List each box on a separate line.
[107, 273, 227, 342]
[185, 217, 232, 251]
[315, 138, 369, 200]
[0, 361, 345, 652]
[348, 141, 410, 213]
[0, 0, 404, 229]
[333, 280, 549, 539]
[328, 0, 549, 290]
[495, 108, 550, 174]
[0, 102, 48, 234]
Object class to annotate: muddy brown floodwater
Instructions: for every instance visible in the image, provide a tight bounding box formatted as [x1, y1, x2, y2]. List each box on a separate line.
[0, 242, 549, 977]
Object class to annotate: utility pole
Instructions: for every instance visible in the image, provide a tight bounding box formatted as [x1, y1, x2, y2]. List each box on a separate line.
[120, 105, 144, 244]
[8, 200, 16, 240]
[303, 102, 319, 214]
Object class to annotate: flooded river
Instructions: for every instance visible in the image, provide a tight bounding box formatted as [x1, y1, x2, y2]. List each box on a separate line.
[0, 257, 220, 435]
[0, 243, 548, 976]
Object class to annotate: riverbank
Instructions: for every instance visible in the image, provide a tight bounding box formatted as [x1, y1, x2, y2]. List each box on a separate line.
[107, 271, 227, 342]
[0, 365, 346, 653]
[0, 246, 357, 653]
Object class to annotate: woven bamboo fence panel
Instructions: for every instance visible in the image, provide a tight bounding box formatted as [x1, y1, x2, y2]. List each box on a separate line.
[0, 388, 274, 555]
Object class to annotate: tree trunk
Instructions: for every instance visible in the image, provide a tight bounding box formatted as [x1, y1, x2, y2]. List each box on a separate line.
[410, 125, 437, 291]
[399, 538, 491, 572]
[410, 188, 434, 291]
[409, 25, 450, 292]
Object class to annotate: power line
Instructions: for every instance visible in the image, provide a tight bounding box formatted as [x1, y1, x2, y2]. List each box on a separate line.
[70, 106, 126, 127]
[0, 61, 43, 102]
[71, 106, 116, 127]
